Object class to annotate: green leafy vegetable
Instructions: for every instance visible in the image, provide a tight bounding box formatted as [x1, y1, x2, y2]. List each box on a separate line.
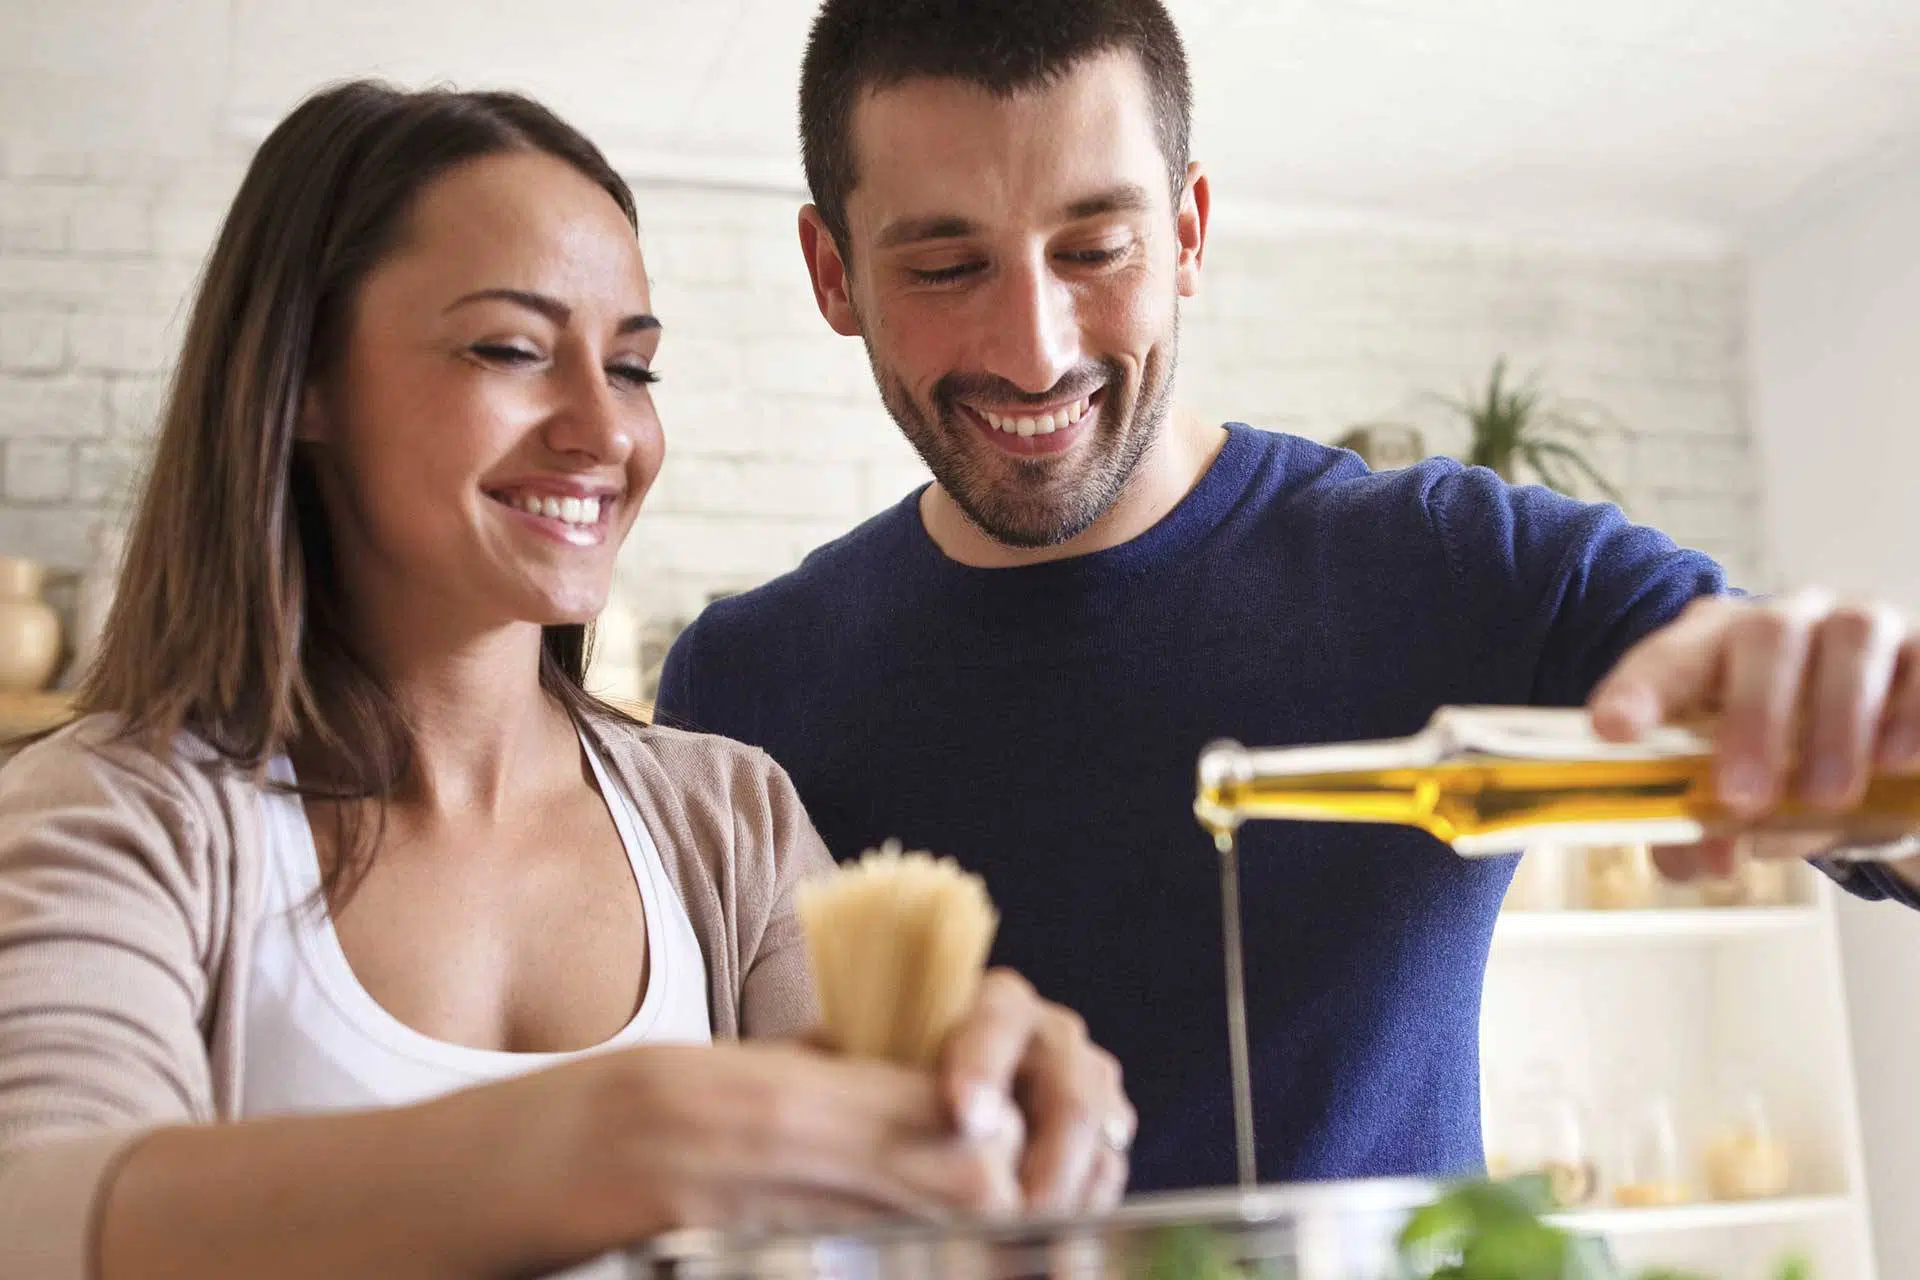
[1397, 1177, 1818, 1280]
[1133, 1177, 1813, 1280]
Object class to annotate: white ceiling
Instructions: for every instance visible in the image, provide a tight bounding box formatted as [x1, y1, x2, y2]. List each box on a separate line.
[225, 0, 1920, 247]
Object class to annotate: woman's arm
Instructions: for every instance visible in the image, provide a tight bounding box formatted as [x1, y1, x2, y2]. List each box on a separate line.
[98, 1101, 521, 1280]
[100, 1042, 1014, 1279]
[0, 728, 1013, 1278]
[734, 749, 833, 1039]
[0, 726, 230, 1278]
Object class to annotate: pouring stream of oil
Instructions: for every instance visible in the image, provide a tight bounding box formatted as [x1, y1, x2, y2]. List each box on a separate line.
[1212, 827, 1257, 1189]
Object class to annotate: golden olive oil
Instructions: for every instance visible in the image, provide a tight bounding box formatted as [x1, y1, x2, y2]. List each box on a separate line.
[1211, 828, 1257, 1190]
[1197, 753, 1920, 851]
[1190, 705, 1920, 1193]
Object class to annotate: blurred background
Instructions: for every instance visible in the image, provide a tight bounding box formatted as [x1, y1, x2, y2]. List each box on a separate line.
[2, 0, 1917, 1273]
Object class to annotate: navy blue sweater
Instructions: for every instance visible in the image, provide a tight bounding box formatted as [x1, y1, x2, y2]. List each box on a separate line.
[658, 425, 1766, 1190]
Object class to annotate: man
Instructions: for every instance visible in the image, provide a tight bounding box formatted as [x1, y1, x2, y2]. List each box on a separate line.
[656, 0, 1920, 1195]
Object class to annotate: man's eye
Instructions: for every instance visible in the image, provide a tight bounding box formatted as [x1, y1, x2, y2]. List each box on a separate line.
[910, 262, 985, 285]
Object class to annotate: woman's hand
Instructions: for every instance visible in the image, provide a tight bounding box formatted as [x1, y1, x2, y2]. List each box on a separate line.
[455, 1040, 1022, 1273]
[937, 968, 1134, 1216]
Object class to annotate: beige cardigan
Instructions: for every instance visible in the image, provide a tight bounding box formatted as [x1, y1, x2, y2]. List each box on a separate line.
[0, 712, 831, 1280]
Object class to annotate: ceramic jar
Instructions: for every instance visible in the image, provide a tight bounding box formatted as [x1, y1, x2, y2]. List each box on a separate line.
[1584, 843, 1660, 910]
[0, 556, 62, 693]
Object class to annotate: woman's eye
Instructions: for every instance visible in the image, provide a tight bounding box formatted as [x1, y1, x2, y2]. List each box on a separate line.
[470, 343, 541, 365]
[608, 363, 659, 387]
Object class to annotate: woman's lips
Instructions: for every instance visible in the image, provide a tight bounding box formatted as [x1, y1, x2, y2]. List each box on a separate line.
[485, 489, 614, 547]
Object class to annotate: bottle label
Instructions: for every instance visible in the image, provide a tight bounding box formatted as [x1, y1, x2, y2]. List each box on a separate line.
[1437, 707, 1712, 763]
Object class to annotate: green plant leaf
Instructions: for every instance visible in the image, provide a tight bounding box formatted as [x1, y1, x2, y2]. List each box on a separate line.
[1138, 1223, 1242, 1280]
[1527, 438, 1625, 504]
[1353, 359, 1625, 501]
[1550, 396, 1626, 433]
[1771, 1252, 1814, 1280]
[1458, 1223, 1567, 1280]
[1519, 443, 1576, 496]
[1533, 410, 1603, 440]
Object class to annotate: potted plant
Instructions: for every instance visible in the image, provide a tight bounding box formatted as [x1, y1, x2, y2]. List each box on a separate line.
[1344, 357, 1624, 504]
[1445, 357, 1622, 502]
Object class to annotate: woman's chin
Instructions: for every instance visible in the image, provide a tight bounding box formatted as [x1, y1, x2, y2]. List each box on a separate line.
[518, 582, 613, 630]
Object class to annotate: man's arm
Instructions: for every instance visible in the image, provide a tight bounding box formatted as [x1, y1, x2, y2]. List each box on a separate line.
[653, 615, 710, 733]
[1418, 464, 1728, 709]
[1421, 465, 1920, 906]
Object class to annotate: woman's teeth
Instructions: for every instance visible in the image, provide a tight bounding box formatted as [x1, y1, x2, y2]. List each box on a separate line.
[508, 493, 603, 526]
[980, 397, 1093, 438]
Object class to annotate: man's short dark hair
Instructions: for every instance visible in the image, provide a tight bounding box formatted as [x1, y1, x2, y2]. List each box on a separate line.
[799, 0, 1193, 256]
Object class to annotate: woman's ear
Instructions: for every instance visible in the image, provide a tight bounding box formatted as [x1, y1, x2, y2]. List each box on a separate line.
[296, 384, 329, 444]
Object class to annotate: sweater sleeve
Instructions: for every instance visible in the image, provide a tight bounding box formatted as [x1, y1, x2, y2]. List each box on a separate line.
[0, 726, 223, 1280]
[1421, 464, 1729, 707]
[735, 753, 834, 1041]
[607, 724, 832, 1042]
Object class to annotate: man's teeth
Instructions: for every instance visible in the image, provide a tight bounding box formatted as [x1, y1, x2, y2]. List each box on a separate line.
[979, 397, 1094, 437]
[510, 494, 603, 526]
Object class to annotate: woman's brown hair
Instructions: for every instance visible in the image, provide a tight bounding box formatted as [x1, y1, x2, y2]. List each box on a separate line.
[75, 80, 643, 901]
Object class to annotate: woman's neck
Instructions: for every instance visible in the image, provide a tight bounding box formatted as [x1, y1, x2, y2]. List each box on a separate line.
[305, 614, 577, 821]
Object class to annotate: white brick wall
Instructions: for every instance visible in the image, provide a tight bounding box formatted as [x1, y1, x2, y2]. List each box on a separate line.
[0, 147, 1763, 637]
[1178, 232, 1760, 584]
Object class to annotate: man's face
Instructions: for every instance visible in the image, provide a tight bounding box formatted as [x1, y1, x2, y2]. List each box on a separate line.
[803, 52, 1204, 549]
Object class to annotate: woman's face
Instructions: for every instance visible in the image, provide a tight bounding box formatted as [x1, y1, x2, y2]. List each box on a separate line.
[306, 150, 662, 636]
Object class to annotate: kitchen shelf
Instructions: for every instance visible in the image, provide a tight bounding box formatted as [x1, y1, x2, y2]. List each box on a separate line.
[1551, 1193, 1852, 1236]
[1493, 907, 1821, 946]
[1481, 864, 1874, 1275]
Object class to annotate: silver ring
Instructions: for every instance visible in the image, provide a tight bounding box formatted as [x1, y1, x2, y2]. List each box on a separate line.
[1100, 1113, 1133, 1155]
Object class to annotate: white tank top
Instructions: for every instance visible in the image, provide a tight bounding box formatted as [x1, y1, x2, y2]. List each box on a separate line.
[242, 730, 712, 1120]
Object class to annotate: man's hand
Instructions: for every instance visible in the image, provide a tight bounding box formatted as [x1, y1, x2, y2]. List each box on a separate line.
[938, 969, 1134, 1215]
[1587, 592, 1920, 885]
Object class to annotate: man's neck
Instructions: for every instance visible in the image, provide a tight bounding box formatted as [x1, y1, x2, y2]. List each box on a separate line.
[920, 410, 1228, 569]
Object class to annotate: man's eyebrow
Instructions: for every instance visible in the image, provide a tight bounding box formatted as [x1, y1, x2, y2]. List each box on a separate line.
[876, 215, 978, 250]
[874, 185, 1153, 251]
[1061, 184, 1154, 220]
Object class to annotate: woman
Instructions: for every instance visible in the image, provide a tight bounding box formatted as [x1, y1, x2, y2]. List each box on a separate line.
[0, 82, 1131, 1279]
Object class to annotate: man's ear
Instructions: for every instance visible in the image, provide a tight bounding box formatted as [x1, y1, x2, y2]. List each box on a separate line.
[1176, 162, 1210, 299]
[799, 205, 862, 337]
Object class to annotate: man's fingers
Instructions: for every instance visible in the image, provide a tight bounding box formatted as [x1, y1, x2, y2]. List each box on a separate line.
[1748, 830, 1845, 863]
[1715, 593, 1835, 818]
[1590, 597, 1735, 740]
[1799, 603, 1903, 812]
[1651, 839, 1737, 882]
[1877, 640, 1920, 771]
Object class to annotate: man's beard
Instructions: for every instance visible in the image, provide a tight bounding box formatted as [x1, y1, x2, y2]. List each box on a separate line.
[865, 335, 1177, 550]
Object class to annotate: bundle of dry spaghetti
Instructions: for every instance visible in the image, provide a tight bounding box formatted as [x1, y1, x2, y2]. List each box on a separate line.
[796, 841, 1000, 1068]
